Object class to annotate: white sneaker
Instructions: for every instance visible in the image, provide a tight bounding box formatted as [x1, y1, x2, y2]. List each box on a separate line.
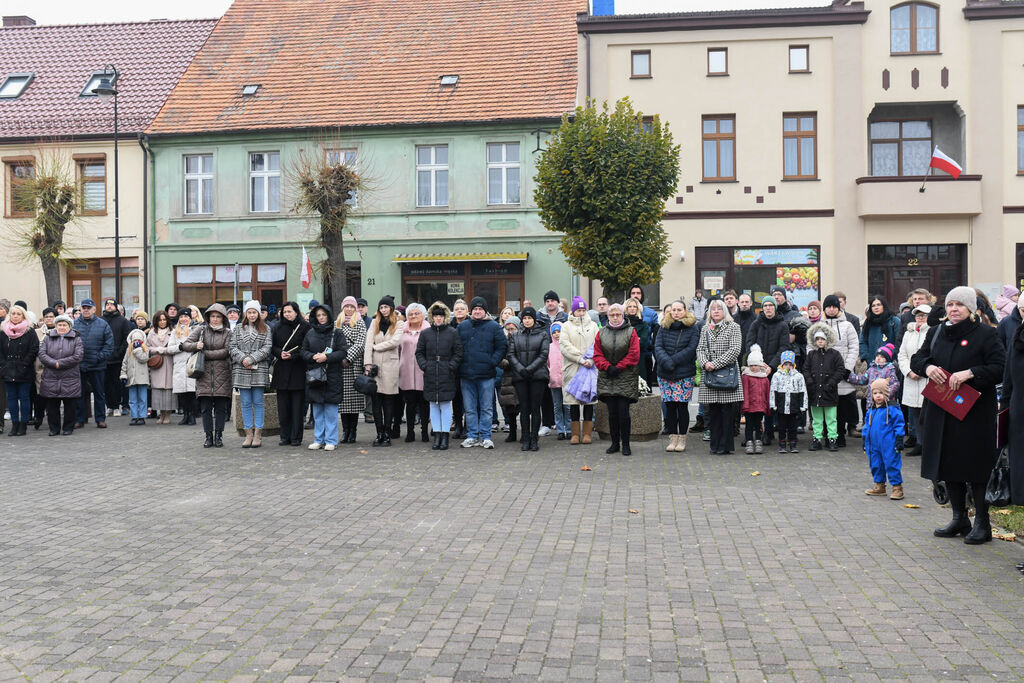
[501, 423, 510, 432]
[538, 426, 551, 437]
[113, 409, 122, 417]
[308, 442, 323, 450]
[106, 409, 114, 417]
[481, 439, 494, 449]
[461, 437, 479, 448]
[324, 444, 336, 451]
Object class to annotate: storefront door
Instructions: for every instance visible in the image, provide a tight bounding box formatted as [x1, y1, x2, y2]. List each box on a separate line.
[401, 261, 525, 313]
[867, 245, 966, 306]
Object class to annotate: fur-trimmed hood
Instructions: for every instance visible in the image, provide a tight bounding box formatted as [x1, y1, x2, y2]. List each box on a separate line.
[661, 310, 697, 329]
[428, 300, 452, 326]
[807, 321, 837, 350]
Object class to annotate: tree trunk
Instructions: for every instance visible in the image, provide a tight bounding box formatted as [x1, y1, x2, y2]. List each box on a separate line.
[321, 219, 346, 315]
[40, 254, 62, 307]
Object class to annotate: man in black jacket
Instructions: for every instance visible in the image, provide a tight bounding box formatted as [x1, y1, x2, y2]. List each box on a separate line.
[734, 293, 757, 359]
[998, 301, 1023, 351]
[102, 298, 135, 417]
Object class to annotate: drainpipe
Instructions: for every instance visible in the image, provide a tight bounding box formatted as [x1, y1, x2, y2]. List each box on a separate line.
[138, 133, 152, 310]
[582, 30, 591, 103]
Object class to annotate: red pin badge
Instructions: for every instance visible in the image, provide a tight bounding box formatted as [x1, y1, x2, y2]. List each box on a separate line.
[961, 339, 968, 346]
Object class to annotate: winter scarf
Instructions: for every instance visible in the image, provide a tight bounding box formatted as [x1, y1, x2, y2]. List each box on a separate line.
[1, 319, 30, 339]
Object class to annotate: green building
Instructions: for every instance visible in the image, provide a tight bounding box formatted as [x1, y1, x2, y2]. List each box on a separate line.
[145, 0, 580, 314]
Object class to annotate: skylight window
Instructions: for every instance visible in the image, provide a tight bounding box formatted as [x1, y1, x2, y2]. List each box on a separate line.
[242, 84, 260, 96]
[439, 75, 459, 87]
[81, 70, 117, 97]
[0, 73, 33, 99]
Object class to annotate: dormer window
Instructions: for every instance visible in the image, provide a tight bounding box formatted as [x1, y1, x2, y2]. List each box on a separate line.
[439, 75, 459, 87]
[891, 3, 938, 55]
[81, 70, 118, 97]
[0, 73, 33, 99]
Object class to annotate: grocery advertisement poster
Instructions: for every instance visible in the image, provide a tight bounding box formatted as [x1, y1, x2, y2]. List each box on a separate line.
[777, 266, 820, 310]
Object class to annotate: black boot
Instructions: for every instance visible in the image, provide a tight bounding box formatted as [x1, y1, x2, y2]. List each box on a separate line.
[432, 431, 441, 450]
[372, 430, 385, 447]
[689, 415, 705, 433]
[346, 418, 357, 444]
[809, 438, 822, 451]
[935, 482, 972, 537]
[521, 435, 530, 451]
[188, 413, 196, 425]
[439, 432, 450, 450]
[203, 432, 214, 448]
[405, 427, 416, 443]
[421, 427, 430, 443]
[965, 482, 992, 545]
[214, 430, 224, 448]
[505, 419, 518, 443]
[179, 411, 190, 425]
[529, 434, 539, 452]
[8, 422, 17, 437]
[606, 421, 620, 454]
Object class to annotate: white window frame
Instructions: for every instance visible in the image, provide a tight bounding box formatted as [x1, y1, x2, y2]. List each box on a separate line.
[486, 142, 521, 205]
[416, 144, 449, 208]
[183, 154, 214, 215]
[326, 148, 359, 207]
[249, 151, 281, 213]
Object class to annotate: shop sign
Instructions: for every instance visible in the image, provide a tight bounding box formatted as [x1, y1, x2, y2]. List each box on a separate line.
[703, 276, 724, 290]
[734, 248, 818, 266]
[447, 282, 465, 295]
[505, 300, 521, 312]
[403, 263, 464, 278]
[470, 261, 524, 276]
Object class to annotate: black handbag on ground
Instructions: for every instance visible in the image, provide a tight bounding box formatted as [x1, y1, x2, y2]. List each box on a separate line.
[306, 365, 328, 387]
[705, 364, 739, 391]
[985, 447, 1012, 507]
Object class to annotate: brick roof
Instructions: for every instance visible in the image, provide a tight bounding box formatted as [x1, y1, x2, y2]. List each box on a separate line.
[0, 19, 218, 139]
[147, 0, 582, 135]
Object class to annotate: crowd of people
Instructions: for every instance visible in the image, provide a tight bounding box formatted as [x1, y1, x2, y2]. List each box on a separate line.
[3, 281, 1022, 544]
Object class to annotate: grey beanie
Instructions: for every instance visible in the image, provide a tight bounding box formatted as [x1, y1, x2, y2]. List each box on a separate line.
[944, 286, 978, 315]
[54, 314, 73, 326]
[504, 316, 521, 329]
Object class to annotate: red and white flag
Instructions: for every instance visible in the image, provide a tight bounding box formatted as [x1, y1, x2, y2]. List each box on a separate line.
[300, 246, 312, 289]
[929, 146, 962, 179]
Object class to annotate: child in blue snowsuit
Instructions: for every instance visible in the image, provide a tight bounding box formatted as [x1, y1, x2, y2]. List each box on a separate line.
[863, 378, 906, 500]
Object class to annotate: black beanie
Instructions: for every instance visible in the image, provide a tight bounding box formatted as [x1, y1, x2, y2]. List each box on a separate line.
[521, 306, 537, 321]
[470, 296, 488, 311]
[543, 290, 559, 302]
[823, 294, 841, 312]
[378, 295, 395, 309]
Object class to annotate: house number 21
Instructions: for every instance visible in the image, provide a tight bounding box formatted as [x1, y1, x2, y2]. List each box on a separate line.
[367, 278, 376, 286]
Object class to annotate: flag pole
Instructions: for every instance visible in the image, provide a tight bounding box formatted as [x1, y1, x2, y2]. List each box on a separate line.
[919, 168, 929, 193]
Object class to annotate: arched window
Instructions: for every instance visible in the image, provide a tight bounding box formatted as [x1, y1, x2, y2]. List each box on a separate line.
[891, 2, 938, 55]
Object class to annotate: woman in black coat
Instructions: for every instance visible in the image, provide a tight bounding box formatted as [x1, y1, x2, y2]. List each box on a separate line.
[300, 304, 347, 450]
[508, 306, 550, 452]
[0, 305, 41, 436]
[415, 302, 463, 450]
[654, 301, 700, 452]
[911, 287, 1005, 545]
[271, 301, 309, 447]
[1000, 321, 1024, 506]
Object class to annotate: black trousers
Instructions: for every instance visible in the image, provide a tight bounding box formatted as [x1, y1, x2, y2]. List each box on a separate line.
[776, 412, 799, 442]
[707, 402, 735, 453]
[541, 386, 554, 427]
[569, 404, 594, 421]
[372, 393, 398, 434]
[392, 392, 405, 431]
[664, 401, 688, 435]
[402, 389, 429, 435]
[602, 396, 632, 446]
[105, 364, 125, 410]
[277, 389, 305, 444]
[33, 386, 46, 424]
[837, 393, 858, 435]
[452, 388, 464, 432]
[744, 412, 764, 443]
[514, 380, 547, 439]
[177, 391, 196, 416]
[200, 396, 230, 433]
[46, 397, 75, 432]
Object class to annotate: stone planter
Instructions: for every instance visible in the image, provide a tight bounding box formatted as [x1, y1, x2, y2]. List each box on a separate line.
[231, 390, 281, 436]
[594, 393, 662, 442]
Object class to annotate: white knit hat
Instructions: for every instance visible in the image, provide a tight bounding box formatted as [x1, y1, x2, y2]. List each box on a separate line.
[747, 344, 765, 366]
[944, 287, 977, 315]
[243, 299, 261, 316]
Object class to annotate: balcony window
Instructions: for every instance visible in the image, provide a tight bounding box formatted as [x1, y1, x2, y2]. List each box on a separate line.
[870, 120, 931, 176]
[1018, 106, 1024, 174]
[891, 3, 938, 55]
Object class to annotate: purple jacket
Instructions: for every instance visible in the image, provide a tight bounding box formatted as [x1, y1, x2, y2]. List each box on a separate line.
[38, 329, 84, 398]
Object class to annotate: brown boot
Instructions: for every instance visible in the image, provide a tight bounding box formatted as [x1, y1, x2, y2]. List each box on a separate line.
[242, 428, 254, 448]
[889, 485, 904, 500]
[252, 428, 262, 448]
[865, 482, 886, 496]
[570, 421, 581, 445]
[675, 433, 687, 452]
[581, 420, 593, 444]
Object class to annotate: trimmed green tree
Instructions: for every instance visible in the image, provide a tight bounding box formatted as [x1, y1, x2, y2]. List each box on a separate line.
[534, 98, 680, 296]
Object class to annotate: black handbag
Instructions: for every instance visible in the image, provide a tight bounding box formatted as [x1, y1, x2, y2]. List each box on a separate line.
[354, 373, 377, 395]
[985, 447, 1012, 507]
[306, 365, 328, 387]
[705, 364, 739, 391]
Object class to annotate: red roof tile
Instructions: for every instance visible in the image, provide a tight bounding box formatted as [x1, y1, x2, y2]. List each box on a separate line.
[0, 19, 218, 138]
[148, 0, 582, 135]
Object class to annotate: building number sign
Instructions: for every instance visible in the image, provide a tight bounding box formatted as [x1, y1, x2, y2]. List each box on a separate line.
[907, 258, 919, 266]
[367, 278, 376, 286]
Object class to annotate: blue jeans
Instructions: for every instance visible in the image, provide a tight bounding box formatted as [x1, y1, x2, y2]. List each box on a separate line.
[312, 402, 338, 445]
[128, 385, 148, 419]
[238, 387, 265, 429]
[5, 381, 31, 423]
[551, 388, 571, 435]
[429, 401, 453, 433]
[461, 378, 495, 441]
[77, 369, 107, 424]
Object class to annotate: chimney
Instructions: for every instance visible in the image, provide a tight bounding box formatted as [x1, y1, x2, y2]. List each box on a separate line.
[3, 16, 36, 27]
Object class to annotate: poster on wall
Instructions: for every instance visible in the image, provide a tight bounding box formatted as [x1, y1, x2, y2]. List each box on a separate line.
[776, 266, 820, 311]
[733, 248, 820, 311]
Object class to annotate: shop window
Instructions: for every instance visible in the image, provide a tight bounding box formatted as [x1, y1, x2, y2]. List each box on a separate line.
[891, 2, 938, 55]
[5, 159, 34, 217]
[416, 144, 449, 207]
[870, 119, 931, 176]
[486, 142, 520, 205]
[707, 48, 727, 76]
[250, 152, 281, 213]
[184, 154, 214, 215]
[783, 113, 816, 179]
[76, 156, 106, 215]
[702, 115, 735, 182]
[695, 247, 820, 312]
[174, 263, 286, 308]
[789, 45, 809, 73]
[631, 50, 651, 78]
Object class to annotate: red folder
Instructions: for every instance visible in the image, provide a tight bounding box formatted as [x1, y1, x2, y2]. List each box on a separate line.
[922, 373, 980, 421]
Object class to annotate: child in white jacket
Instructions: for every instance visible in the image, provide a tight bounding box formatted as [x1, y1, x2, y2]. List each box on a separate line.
[896, 304, 931, 456]
[120, 328, 150, 425]
[770, 350, 809, 453]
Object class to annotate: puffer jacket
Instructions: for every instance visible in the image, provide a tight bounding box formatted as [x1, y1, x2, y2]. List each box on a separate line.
[897, 321, 929, 408]
[120, 329, 150, 386]
[745, 312, 791, 370]
[802, 322, 847, 407]
[457, 316, 506, 381]
[654, 312, 700, 381]
[72, 314, 113, 371]
[301, 305, 347, 405]
[181, 303, 233, 398]
[416, 306, 463, 403]
[228, 323, 273, 389]
[860, 312, 901, 361]
[769, 367, 807, 415]
[364, 315, 404, 395]
[38, 329, 83, 398]
[815, 314, 859, 396]
[0, 323, 39, 383]
[508, 325, 550, 383]
[594, 324, 640, 401]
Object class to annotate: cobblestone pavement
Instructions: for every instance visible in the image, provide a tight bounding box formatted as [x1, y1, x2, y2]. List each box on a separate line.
[1, 418, 1023, 681]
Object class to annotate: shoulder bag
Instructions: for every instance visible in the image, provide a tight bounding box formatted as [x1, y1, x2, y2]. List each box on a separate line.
[185, 327, 206, 378]
[705, 365, 739, 391]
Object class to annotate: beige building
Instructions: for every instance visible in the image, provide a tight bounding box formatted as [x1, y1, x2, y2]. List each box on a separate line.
[579, 0, 1024, 313]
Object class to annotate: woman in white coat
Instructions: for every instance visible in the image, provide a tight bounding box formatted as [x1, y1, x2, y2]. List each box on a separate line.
[170, 311, 197, 425]
[897, 303, 931, 456]
[560, 296, 599, 445]
[364, 295, 404, 446]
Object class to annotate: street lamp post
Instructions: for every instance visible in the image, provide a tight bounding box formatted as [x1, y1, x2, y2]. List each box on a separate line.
[92, 66, 120, 305]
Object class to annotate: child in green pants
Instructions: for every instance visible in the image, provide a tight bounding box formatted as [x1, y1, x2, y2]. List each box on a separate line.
[803, 322, 848, 452]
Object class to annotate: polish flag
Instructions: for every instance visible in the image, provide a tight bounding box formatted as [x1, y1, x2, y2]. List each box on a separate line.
[929, 147, 962, 179]
[300, 247, 312, 289]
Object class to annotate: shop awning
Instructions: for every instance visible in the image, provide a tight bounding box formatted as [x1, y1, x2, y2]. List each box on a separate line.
[393, 252, 528, 263]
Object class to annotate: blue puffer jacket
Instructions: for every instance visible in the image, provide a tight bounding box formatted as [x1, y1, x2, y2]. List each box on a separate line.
[862, 404, 904, 456]
[72, 314, 114, 371]
[653, 313, 700, 381]
[457, 317, 506, 380]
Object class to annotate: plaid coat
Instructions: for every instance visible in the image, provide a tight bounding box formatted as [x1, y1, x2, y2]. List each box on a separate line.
[696, 320, 744, 404]
[228, 324, 273, 389]
[338, 318, 367, 414]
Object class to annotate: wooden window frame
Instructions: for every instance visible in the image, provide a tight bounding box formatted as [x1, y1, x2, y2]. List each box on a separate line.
[782, 113, 818, 180]
[890, 2, 939, 56]
[788, 45, 810, 73]
[869, 118, 933, 177]
[4, 157, 34, 218]
[74, 154, 107, 216]
[707, 48, 728, 76]
[1018, 106, 1024, 175]
[702, 115, 736, 182]
[630, 50, 651, 79]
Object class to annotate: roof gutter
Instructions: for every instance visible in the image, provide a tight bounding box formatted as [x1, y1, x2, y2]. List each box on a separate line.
[576, 5, 870, 34]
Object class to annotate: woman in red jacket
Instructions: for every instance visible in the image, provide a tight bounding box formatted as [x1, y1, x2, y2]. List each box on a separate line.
[593, 303, 640, 455]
